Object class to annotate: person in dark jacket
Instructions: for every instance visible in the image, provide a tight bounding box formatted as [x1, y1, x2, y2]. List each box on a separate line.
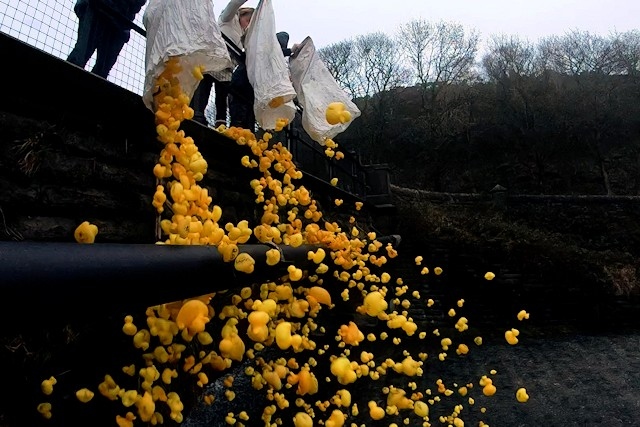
[190, 2, 254, 127]
[228, 31, 292, 130]
[67, 0, 146, 78]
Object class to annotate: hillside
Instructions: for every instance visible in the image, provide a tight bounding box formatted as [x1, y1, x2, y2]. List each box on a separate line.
[385, 184, 640, 330]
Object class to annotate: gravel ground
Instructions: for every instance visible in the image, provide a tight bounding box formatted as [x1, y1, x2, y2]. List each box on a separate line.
[183, 325, 640, 427]
[438, 328, 640, 426]
[3, 293, 638, 427]
[2, 314, 639, 427]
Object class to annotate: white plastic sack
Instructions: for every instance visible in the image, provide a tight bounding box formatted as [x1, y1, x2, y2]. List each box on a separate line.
[243, 0, 297, 130]
[141, 0, 233, 111]
[289, 36, 361, 145]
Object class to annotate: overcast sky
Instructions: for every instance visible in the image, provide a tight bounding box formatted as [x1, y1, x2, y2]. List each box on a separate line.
[3, 0, 637, 95]
[231, 0, 640, 50]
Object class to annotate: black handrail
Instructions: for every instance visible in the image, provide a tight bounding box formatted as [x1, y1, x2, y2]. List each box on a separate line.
[92, 0, 147, 37]
[0, 235, 400, 322]
[0, 241, 317, 321]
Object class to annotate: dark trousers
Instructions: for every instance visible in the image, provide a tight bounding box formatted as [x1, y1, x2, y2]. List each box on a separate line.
[214, 81, 230, 124]
[190, 75, 230, 126]
[190, 74, 213, 125]
[67, 4, 129, 79]
[228, 63, 255, 130]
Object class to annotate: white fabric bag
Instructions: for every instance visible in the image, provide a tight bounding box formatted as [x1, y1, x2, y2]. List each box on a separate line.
[141, 0, 233, 111]
[243, 0, 297, 130]
[289, 36, 361, 145]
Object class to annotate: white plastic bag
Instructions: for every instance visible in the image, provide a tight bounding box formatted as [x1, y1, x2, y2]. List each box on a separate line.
[141, 0, 233, 111]
[243, 0, 297, 130]
[289, 36, 361, 145]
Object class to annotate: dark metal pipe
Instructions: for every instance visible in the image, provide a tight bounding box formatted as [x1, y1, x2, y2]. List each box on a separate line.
[0, 241, 318, 321]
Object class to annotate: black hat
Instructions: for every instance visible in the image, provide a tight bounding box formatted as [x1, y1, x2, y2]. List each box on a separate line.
[276, 32, 289, 50]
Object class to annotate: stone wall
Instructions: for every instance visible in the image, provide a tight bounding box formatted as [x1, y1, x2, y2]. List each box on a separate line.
[0, 110, 265, 243]
[387, 185, 640, 330]
[0, 111, 370, 245]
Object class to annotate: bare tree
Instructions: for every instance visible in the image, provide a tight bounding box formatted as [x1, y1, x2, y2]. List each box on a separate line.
[344, 33, 411, 162]
[540, 30, 618, 75]
[393, 20, 479, 189]
[611, 30, 640, 76]
[319, 33, 410, 100]
[395, 18, 433, 90]
[481, 34, 568, 192]
[539, 30, 630, 194]
[353, 32, 411, 98]
[482, 34, 540, 81]
[318, 40, 360, 99]
[397, 19, 479, 107]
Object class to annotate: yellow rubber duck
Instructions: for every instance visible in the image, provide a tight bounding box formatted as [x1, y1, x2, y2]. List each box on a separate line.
[136, 391, 155, 422]
[505, 328, 520, 345]
[192, 65, 205, 81]
[268, 96, 285, 108]
[41, 376, 57, 395]
[37, 402, 52, 419]
[122, 315, 137, 336]
[75, 388, 94, 403]
[234, 253, 256, 274]
[516, 387, 529, 403]
[368, 401, 385, 420]
[74, 221, 98, 244]
[176, 300, 210, 335]
[287, 265, 303, 281]
[293, 412, 313, 427]
[325, 102, 352, 125]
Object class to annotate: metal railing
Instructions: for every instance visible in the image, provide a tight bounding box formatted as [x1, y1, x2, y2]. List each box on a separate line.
[0, 0, 146, 94]
[0, 0, 393, 207]
[286, 112, 393, 203]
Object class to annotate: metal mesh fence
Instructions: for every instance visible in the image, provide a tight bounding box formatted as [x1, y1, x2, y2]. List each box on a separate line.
[0, 0, 147, 95]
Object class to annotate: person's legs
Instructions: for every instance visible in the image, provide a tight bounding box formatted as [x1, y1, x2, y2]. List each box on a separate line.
[92, 27, 128, 79]
[245, 98, 256, 131]
[214, 80, 230, 126]
[229, 94, 254, 129]
[190, 74, 214, 126]
[228, 65, 255, 130]
[67, 5, 99, 68]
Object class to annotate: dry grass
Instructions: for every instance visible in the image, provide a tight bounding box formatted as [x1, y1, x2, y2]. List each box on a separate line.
[391, 185, 640, 296]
